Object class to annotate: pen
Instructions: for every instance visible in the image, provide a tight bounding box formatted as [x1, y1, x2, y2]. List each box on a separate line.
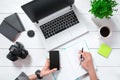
[81, 47, 83, 52]
[80, 48, 83, 58]
[80, 47, 84, 62]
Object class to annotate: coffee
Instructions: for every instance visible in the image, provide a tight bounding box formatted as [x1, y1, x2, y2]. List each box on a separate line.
[100, 26, 110, 37]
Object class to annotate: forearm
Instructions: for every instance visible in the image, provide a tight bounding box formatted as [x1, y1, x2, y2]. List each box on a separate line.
[28, 74, 37, 80]
[88, 68, 98, 80]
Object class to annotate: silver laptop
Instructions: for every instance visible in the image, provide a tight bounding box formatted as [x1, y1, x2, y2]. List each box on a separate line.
[35, 5, 88, 51]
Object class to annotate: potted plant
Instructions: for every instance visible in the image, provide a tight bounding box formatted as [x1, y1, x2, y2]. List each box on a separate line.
[89, 0, 118, 19]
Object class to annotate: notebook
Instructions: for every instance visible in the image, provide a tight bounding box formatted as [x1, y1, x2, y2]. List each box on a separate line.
[52, 40, 96, 80]
[0, 20, 20, 42]
[0, 13, 25, 42]
[5, 13, 25, 32]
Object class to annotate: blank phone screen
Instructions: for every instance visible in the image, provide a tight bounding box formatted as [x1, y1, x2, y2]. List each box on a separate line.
[49, 51, 60, 70]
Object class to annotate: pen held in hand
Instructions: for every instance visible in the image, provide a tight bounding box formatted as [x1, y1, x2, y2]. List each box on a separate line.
[81, 47, 83, 57]
[80, 47, 84, 62]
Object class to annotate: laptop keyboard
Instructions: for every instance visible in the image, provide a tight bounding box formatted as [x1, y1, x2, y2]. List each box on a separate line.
[40, 10, 79, 39]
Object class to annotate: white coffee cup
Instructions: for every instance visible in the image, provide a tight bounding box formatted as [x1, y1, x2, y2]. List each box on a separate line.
[98, 26, 111, 38]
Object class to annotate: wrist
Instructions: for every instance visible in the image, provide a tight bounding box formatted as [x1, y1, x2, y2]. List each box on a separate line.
[35, 70, 43, 79]
[88, 67, 98, 80]
[88, 67, 96, 74]
[40, 71, 44, 77]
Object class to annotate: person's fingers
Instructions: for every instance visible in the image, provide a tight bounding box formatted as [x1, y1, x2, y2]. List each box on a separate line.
[53, 68, 57, 71]
[49, 68, 57, 73]
[79, 50, 88, 53]
[80, 61, 82, 65]
[78, 54, 81, 60]
[81, 62, 85, 67]
[85, 52, 92, 61]
[79, 50, 83, 54]
[79, 51, 88, 62]
[81, 52, 87, 60]
[79, 51, 88, 58]
[45, 59, 50, 68]
[86, 52, 91, 57]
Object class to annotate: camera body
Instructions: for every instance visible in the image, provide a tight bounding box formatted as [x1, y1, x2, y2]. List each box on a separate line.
[7, 42, 28, 61]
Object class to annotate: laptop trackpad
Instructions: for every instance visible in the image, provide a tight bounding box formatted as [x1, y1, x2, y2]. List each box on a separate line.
[45, 35, 58, 50]
[56, 30, 72, 47]
[45, 30, 72, 50]
[69, 24, 88, 38]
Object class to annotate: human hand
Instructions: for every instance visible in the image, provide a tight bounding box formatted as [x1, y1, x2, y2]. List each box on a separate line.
[40, 59, 57, 77]
[79, 51, 95, 73]
[28, 59, 57, 80]
[79, 51, 98, 80]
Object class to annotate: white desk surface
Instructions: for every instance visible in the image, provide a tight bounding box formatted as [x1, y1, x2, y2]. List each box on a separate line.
[0, 0, 120, 80]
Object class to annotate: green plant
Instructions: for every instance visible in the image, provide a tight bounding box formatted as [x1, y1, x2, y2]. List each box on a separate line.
[89, 0, 118, 19]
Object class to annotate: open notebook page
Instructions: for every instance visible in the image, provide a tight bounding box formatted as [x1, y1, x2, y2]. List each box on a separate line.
[53, 40, 92, 80]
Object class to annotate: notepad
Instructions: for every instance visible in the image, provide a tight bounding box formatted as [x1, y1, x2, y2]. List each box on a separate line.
[53, 40, 96, 80]
[98, 43, 112, 58]
[0, 13, 25, 42]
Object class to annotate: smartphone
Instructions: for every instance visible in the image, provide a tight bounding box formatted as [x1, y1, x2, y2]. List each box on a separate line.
[49, 51, 60, 70]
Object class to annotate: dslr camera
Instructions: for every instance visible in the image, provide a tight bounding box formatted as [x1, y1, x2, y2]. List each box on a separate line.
[7, 42, 28, 61]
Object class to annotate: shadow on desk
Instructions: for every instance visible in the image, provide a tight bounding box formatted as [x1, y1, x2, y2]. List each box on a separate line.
[13, 55, 32, 68]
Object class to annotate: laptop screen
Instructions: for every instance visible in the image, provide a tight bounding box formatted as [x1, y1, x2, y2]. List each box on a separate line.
[21, 0, 74, 23]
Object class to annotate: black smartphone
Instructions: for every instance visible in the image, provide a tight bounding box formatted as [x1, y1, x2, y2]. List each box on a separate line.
[49, 51, 60, 70]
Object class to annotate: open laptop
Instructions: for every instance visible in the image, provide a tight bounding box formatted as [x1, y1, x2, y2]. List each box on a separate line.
[22, 0, 88, 51]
